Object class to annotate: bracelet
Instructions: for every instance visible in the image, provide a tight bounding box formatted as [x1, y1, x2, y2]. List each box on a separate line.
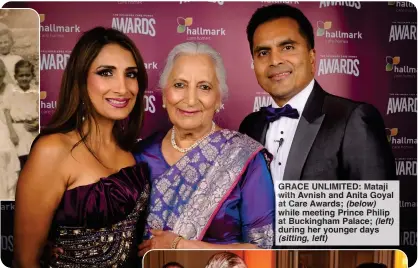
[171, 235, 183, 249]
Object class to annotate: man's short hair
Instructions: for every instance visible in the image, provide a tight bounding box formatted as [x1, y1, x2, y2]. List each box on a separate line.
[246, 4, 314, 55]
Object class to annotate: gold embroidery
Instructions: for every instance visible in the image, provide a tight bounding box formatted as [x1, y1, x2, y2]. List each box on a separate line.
[50, 184, 149, 267]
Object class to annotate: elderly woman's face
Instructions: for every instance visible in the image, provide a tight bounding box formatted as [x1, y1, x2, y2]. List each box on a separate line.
[164, 54, 221, 132]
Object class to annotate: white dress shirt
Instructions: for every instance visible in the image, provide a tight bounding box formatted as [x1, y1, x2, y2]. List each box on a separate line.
[265, 79, 315, 182]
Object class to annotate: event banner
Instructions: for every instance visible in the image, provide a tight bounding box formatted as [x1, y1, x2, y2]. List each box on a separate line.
[0, 1, 416, 267]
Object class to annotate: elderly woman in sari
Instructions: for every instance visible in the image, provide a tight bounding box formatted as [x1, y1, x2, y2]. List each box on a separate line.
[136, 42, 275, 254]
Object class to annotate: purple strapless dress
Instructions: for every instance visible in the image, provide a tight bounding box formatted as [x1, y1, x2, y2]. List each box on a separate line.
[48, 163, 150, 268]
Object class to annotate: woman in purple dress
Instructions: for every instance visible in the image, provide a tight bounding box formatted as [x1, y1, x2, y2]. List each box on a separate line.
[136, 42, 275, 254]
[13, 27, 150, 268]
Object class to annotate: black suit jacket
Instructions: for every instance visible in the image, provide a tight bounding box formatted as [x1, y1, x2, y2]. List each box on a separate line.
[239, 81, 396, 180]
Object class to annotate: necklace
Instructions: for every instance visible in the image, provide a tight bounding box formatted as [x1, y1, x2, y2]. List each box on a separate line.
[171, 121, 216, 153]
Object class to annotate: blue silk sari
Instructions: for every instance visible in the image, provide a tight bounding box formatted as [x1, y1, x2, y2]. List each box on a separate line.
[134, 129, 275, 249]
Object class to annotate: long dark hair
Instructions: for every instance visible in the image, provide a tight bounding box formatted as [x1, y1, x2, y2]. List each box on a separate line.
[39, 26, 148, 159]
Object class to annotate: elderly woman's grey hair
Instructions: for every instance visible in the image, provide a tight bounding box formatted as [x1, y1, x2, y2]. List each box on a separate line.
[205, 252, 247, 268]
[159, 42, 229, 101]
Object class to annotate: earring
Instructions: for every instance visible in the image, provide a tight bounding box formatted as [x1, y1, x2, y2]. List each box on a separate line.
[215, 108, 220, 113]
[81, 102, 85, 121]
[162, 103, 166, 108]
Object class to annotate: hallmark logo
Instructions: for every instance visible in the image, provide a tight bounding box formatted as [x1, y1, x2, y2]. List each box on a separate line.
[40, 14, 80, 33]
[40, 91, 47, 100]
[386, 128, 417, 149]
[386, 128, 398, 143]
[386, 97, 417, 114]
[112, 14, 156, 37]
[388, 1, 416, 12]
[389, 22, 416, 42]
[40, 100, 57, 110]
[144, 61, 158, 70]
[318, 55, 360, 76]
[316, 21, 362, 43]
[386, 56, 416, 78]
[39, 89, 57, 115]
[319, 1, 361, 9]
[177, 17, 226, 40]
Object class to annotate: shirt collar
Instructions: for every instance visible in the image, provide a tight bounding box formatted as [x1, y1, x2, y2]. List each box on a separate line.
[271, 78, 315, 115]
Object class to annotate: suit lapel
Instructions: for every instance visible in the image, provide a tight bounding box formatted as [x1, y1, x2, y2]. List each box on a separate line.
[259, 119, 269, 146]
[283, 81, 327, 180]
[252, 111, 270, 146]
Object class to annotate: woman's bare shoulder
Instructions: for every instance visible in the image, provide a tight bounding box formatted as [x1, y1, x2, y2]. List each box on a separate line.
[30, 132, 77, 161]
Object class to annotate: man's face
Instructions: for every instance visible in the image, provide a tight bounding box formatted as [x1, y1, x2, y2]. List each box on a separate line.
[252, 17, 315, 105]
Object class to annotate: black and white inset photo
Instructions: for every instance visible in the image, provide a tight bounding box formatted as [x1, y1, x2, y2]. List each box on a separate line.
[0, 9, 39, 200]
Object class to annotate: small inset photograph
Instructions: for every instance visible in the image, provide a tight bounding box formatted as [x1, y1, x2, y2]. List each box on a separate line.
[0, 9, 39, 200]
[144, 250, 407, 268]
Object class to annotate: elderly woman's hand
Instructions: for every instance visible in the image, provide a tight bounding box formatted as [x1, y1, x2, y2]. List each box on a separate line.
[138, 229, 181, 256]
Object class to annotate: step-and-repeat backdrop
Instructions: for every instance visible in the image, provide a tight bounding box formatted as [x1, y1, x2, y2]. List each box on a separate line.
[1, 1, 417, 267]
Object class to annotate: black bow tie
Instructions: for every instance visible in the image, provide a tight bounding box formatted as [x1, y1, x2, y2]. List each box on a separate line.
[260, 104, 300, 123]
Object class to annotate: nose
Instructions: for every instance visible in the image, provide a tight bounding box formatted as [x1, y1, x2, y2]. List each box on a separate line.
[185, 87, 198, 106]
[269, 49, 285, 67]
[114, 74, 128, 95]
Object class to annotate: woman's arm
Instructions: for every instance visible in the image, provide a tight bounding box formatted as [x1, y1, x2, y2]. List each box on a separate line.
[138, 151, 275, 255]
[180, 151, 275, 249]
[4, 109, 19, 145]
[14, 135, 69, 268]
[138, 230, 256, 256]
[239, 150, 275, 249]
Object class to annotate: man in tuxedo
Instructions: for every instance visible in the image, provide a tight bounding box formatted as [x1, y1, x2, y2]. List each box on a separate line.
[239, 4, 396, 181]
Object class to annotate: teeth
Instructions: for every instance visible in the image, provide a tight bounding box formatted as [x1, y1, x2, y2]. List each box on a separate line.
[271, 72, 290, 78]
[108, 99, 127, 104]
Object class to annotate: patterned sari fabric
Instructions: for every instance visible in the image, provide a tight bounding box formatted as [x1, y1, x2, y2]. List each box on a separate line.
[136, 129, 275, 249]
